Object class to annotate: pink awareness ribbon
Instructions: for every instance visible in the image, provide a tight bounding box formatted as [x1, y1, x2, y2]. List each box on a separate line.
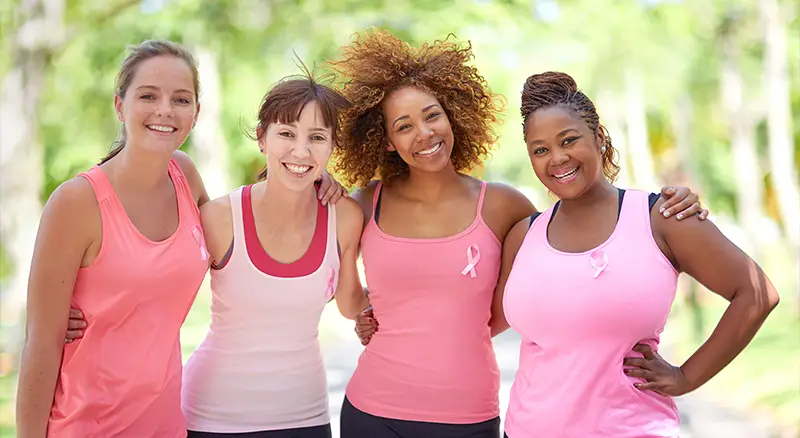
[460, 244, 481, 278]
[192, 224, 209, 262]
[325, 267, 337, 300]
[590, 250, 608, 278]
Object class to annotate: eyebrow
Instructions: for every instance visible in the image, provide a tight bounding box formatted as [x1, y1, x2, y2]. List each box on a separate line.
[391, 104, 442, 129]
[277, 123, 330, 132]
[135, 85, 194, 94]
[527, 128, 580, 146]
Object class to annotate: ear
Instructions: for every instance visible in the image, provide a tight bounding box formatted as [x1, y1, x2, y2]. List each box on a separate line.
[385, 139, 396, 152]
[258, 137, 266, 154]
[114, 95, 124, 123]
[193, 102, 201, 129]
[595, 128, 607, 151]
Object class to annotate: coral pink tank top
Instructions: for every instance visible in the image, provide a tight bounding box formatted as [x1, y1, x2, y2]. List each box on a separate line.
[503, 189, 680, 438]
[47, 159, 208, 437]
[345, 180, 502, 424]
[182, 185, 338, 433]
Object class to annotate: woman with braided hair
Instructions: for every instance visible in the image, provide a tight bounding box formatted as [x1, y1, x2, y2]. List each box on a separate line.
[334, 30, 707, 438]
[499, 71, 779, 437]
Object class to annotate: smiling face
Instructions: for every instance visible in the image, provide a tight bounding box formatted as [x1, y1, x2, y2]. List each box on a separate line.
[114, 55, 199, 156]
[524, 106, 606, 199]
[382, 85, 456, 174]
[260, 101, 333, 191]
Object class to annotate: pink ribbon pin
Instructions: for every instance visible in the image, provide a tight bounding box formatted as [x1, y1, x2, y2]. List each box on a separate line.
[460, 244, 481, 278]
[590, 250, 608, 278]
[192, 224, 209, 262]
[325, 267, 337, 300]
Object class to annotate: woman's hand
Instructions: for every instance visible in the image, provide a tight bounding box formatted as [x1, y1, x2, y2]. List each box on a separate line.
[623, 343, 693, 397]
[65, 309, 86, 343]
[658, 186, 709, 221]
[317, 170, 349, 205]
[355, 307, 378, 346]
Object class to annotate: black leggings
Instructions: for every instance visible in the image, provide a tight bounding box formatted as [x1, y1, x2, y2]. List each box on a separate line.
[187, 424, 331, 438]
[340, 396, 500, 438]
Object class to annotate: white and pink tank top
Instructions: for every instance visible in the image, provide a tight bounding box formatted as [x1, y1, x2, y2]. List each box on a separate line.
[182, 185, 339, 433]
[503, 189, 680, 438]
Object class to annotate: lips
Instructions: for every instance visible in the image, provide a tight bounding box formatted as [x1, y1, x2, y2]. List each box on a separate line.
[414, 141, 442, 157]
[283, 162, 313, 177]
[146, 124, 177, 133]
[551, 165, 580, 184]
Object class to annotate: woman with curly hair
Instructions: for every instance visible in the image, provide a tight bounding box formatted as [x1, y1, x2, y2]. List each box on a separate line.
[331, 29, 706, 438]
[499, 71, 778, 437]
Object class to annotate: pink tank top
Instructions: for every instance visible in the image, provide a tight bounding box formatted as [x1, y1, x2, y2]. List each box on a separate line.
[345, 180, 502, 424]
[48, 159, 208, 438]
[182, 185, 338, 433]
[503, 189, 680, 438]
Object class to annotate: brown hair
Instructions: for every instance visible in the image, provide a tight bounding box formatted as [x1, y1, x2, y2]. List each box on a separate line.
[249, 63, 350, 180]
[520, 71, 620, 182]
[99, 40, 200, 165]
[329, 29, 503, 187]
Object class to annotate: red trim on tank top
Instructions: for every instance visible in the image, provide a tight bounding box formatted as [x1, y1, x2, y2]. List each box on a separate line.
[241, 184, 327, 277]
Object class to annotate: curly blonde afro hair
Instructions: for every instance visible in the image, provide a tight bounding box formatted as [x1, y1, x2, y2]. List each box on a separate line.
[329, 29, 504, 187]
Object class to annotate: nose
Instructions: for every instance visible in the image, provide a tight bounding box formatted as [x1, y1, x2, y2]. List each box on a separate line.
[417, 124, 434, 143]
[291, 140, 311, 159]
[550, 148, 570, 166]
[155, 96, 174, 117]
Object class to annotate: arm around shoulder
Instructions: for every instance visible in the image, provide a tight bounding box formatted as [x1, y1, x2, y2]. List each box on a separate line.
[334, 197, 369, 319]
[16, 178, 98, 438]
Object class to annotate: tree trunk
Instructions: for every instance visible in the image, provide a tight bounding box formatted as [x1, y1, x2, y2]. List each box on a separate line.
[191, 47, 231, 199]
[624, 71, 659, 191]
[0, 0, 64, 373]
[760, 0, 800, 306]
[596, 89, 633, 187]
[720, 24, 764, 261]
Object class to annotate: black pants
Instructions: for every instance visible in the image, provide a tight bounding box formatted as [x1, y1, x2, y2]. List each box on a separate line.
[187, 424, 331, 438]
[340, 396, 500, 438]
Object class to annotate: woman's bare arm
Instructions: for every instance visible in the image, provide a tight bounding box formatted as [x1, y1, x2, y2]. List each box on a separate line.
[334, 197, 369, 319]
[16, 178, 98, 438]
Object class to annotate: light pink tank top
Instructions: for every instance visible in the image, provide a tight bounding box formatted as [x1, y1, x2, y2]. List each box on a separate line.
[182, 186, 339, 433]
[503, 189, 680, 438]
[345, 180, 502, 424]
[48, 159, 208, 438]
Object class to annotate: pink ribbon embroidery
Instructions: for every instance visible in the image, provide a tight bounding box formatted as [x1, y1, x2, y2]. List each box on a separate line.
[590, 250, 608, 278]
[325, 267, 337, 300]
[192, 224, 209, 262]
[460, 244, 481, 278]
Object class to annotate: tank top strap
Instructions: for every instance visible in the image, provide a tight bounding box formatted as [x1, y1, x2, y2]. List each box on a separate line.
[77, 166, 116, 204]
[228, 186, 246, 254]
[167, 158, 200, 219]
[476, 180, 488, 215]
[370, 181, 383, 220]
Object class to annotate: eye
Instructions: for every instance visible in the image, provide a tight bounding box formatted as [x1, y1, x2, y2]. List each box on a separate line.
[562, 136, 579, 146]
[533, 147, 548, 156]
[175, 98, 191, 105]
[311, 134, 326, 142]
[397, 124, 411, 132]
[426, 111, 441, 120]
[279, 131, 294, 138]
[139, 94, 155, 100]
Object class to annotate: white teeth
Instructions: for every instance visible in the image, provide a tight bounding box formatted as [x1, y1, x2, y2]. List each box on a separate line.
[284, 163, 312, 175]
[148, 125, 176, 133]
[554, 168, 578, 179]
[416, 142, 442, 156]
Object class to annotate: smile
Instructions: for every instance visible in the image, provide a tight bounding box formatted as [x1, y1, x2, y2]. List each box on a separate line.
[147, 124, 177, 133]
[552, 166, 580, 183]
[415, 142, 442, 157]
[283, 163, 313, 177]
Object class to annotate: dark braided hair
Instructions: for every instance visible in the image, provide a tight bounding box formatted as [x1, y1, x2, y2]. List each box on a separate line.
[520, 72, 620, 182]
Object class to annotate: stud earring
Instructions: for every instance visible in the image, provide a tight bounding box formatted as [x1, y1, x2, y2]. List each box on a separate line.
[601, 146, 607, 154]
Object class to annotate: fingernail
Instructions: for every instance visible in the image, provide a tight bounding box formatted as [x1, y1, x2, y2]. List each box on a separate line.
[659, 207, 665, 214]
[663, 211, 670, 217]
[676, 214, 683, 220]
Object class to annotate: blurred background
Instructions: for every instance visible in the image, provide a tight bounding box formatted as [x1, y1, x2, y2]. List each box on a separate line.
[1, 0, 799, 437]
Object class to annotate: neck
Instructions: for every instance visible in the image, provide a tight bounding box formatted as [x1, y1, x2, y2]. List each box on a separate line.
[109, 145, 173, 189]
[399, 162, 464, 202]
[557, 179, 618, 217]
[257, 177, 317, 222]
